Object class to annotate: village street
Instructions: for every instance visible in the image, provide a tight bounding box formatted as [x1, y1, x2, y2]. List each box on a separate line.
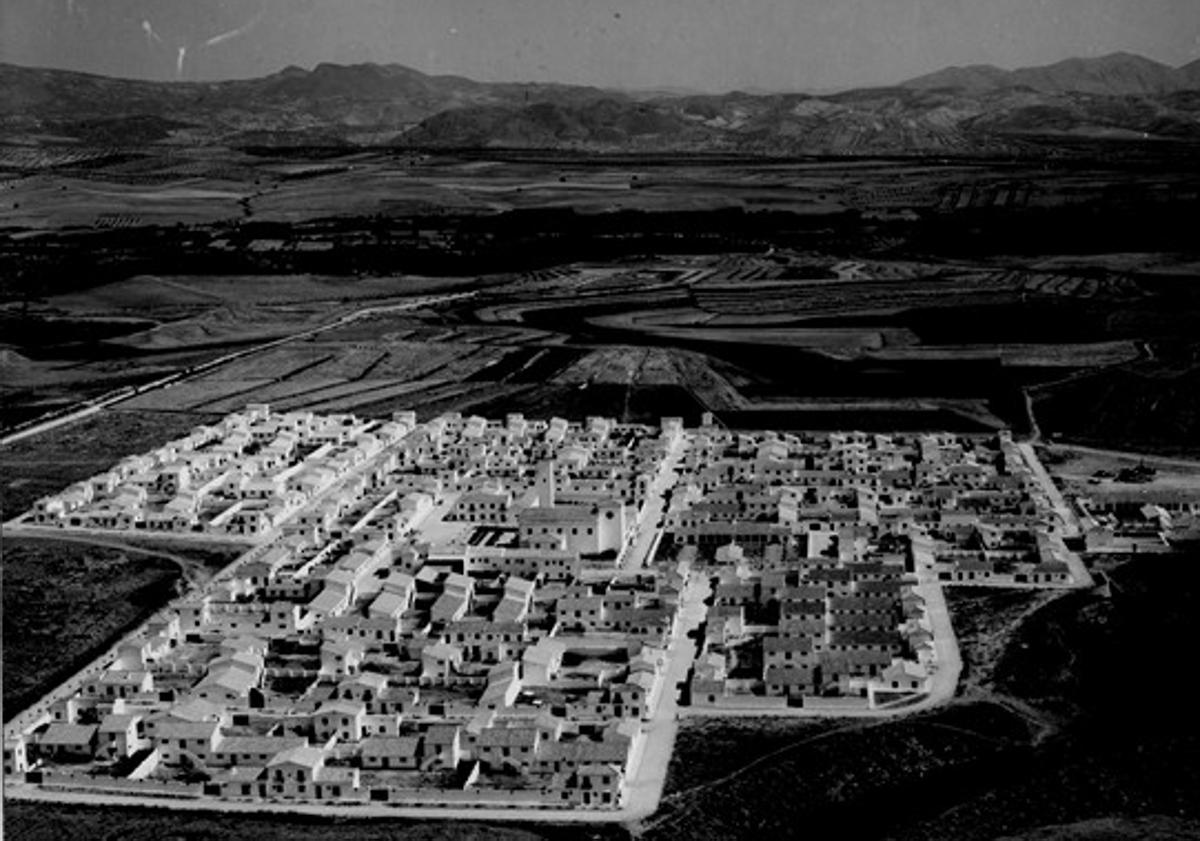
[619, 571, 711, 819]
[621, 433, 688, 573]
[1017, 442, 1094, 587]
[1018, 442, 1082, 537]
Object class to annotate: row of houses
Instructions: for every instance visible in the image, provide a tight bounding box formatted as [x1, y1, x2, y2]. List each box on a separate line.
[1077, 487, 1200, 552]
[668, 427, 1044, 709]
[691, 543, 933, 706]
[668, 427, 1078, 589]
[25, 405, 394, 538]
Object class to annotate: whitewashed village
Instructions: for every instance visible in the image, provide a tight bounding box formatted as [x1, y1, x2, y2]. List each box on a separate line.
[3, 404, 1089, 814]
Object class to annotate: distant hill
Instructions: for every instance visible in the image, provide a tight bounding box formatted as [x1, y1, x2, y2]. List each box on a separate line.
[0, 61, 614, 128]
[901, 52, 1193, 96]
[2, 52, 1199, 155]
[1179, 58, 1200, 88]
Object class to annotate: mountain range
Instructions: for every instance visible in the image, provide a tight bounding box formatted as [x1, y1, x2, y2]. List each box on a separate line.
[2, 52, 1199, 155]
[903, 52, 1200, 96]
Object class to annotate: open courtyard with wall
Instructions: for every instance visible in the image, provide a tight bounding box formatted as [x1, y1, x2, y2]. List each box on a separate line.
[2, 405, 1089, 818]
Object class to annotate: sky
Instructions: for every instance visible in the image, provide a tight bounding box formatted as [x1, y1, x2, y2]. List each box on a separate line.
[2, 0, 1199, 91]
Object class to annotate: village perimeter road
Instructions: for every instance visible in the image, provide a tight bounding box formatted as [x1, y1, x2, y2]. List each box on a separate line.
[1017, 442, 1094, 588]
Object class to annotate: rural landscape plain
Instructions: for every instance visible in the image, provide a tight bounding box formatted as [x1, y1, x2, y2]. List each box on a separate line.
[3, 2, 1200, 840]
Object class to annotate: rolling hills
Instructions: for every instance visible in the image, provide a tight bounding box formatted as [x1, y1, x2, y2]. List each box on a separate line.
[901, 52, 1200, 96]
[2, 52, 1200, 154]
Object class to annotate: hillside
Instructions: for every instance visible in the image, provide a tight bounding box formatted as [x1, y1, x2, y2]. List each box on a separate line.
[0, 62, 617, 143]
[2, 53, 1200, 154]
[902, 52, 1191, 96]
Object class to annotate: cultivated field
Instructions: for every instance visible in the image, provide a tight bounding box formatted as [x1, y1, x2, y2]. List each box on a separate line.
[8, 148, 1190, 234]
[6, 246, 1174, 436]
[5, 148, 1191, 448]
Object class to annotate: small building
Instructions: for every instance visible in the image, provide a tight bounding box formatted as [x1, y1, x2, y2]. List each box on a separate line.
[4, 737, 30, 775]
[154, 718, 222, 764]
[877, 659, 929, 693]
[360, 735, 422, 770]
[312, 701, 366, 743]
[36, 723, 98, 763]
[97, 713, 146, 759]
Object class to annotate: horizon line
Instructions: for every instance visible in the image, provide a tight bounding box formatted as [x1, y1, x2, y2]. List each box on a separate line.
[3, 48, 1195, 99]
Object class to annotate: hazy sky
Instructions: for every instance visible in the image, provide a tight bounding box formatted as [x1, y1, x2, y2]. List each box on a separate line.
[3, 0, 1199, 91]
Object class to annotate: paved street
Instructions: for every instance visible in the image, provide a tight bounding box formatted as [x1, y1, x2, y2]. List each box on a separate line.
[1, 784, 624, 823]
[621, 434, 687, 572]
[1018, 441, 1094, 587]
[911, 574, 962, 710]
[619, 571, 711, 819]
[1018, 442, 1081, 537]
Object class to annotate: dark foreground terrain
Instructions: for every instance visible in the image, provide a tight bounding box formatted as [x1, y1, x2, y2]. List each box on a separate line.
[1, 537, 243, 719]
[0, 808, 628, 841]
